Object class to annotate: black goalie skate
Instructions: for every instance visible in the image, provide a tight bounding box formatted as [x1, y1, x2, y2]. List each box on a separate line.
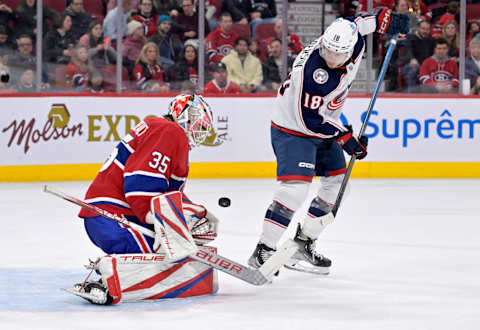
[65, 281, 114, 305]
[284, 224, 331, 275]
[248, 242, 276, 269]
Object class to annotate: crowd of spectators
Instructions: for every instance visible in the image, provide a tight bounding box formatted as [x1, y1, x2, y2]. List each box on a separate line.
[0, 0, 304, 94]
[373, 0, 480, 94]
[0, 0, 479, 95]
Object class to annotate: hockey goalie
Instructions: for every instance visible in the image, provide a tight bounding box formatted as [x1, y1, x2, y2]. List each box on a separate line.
[68, 94, 220, 305]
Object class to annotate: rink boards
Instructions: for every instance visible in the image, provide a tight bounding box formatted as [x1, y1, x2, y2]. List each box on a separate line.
[1, 94, 479, 181]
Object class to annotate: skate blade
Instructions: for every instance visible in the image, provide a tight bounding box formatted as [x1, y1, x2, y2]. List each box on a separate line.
[63, 287, 107, 304]
[284, 261, 330, 275]
[64, 287, 90, 299]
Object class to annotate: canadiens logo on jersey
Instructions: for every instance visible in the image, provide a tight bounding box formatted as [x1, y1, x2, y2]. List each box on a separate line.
[218, 44, 234, 57]
[313, 68, 329, 84]
[433, 71, 453, 82]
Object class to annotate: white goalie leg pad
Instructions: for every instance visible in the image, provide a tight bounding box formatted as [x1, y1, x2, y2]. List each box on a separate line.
[145, 191, 197, 261]
[317, 174, 349, 205]
[272, 180, 310, 211]
[97, 253, 217, 303]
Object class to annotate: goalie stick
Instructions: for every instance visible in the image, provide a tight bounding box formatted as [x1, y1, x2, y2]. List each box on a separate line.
[43, 185, 298, 286]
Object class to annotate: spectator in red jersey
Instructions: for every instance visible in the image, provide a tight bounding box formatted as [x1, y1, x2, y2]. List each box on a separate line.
[43, 14, 76, 65]
[79, 21, 117, 68]
[271, 19, 302, 58]
[431, 1, 458, 39]
[64, 0, 92, 42]
[204, 61, 240, 94]
[66, 45, 93, 90]
[123, 20, 146, 76]
[261, 38, 293, 91]
[150, 14, 183, 70]
[418, 38, 458, 93]
[205, 12, 239, 64]
[133, 42, 165, 90]
[441, 20, 459, 60]
[173, 0, 210, 42]
[132, 0, 160, 38]
[221, 36, 262, 93]
[170, 43, 198, 91]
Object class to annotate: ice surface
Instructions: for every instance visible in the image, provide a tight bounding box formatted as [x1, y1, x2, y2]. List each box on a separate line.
[1, 179, 479, 330]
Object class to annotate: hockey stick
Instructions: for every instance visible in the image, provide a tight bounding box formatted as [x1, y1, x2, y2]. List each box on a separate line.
[43, 185, 298, 286]
[332, 35, 399, 217]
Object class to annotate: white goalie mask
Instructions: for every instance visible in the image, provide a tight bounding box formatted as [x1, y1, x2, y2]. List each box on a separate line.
[320, 18, 358, 68]
[168, 94, 214, 148]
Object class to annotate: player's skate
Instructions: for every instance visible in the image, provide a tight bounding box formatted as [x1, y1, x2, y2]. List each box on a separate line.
[285, 224, 331, 275]
[65, 281, 113, 305]
[248, 242, 276, 269]
[65, 259, 114, 305]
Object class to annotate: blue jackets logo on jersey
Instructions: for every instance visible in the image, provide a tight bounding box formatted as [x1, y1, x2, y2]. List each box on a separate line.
[313, 68, 328, 84]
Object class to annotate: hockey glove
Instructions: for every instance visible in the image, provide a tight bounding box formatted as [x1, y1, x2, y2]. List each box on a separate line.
[376, 9, 410, 35]
[182, 199, 219, 245]
[336, 125, 368, 160]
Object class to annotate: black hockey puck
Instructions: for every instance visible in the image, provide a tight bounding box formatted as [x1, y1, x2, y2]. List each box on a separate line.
[218, 197, 231, 208]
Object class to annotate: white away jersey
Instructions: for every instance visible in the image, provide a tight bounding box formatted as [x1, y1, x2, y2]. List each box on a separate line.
[271, 15, 377, 138]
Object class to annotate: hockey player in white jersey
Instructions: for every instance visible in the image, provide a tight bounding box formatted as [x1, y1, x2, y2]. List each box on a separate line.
[249, 10, 409, 274]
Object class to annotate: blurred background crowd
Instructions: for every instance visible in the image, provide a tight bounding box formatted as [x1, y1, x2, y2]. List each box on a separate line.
[0, 0, 478, 95]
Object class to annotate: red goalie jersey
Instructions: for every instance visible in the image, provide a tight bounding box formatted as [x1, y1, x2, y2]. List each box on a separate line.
[78, 117, 189, 224]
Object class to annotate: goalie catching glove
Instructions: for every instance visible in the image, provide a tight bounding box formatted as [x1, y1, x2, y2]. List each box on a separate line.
[336, 125, 368, 160]
[182, 197, 219, 245]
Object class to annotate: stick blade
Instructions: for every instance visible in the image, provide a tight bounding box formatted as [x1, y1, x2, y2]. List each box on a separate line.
[258, 239, 298, 281]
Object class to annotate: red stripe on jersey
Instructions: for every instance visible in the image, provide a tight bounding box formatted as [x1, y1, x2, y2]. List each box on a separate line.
[277, 175, 313, 182]
[328, 168, 347, 176]
[271, 122, 323, 139]
[129, 227, 152, 253]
